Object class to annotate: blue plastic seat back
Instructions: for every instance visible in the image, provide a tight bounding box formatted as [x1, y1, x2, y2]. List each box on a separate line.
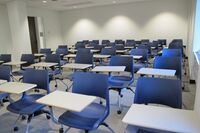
[21, 54, 35, 66]
[162, 49, 182, 57]
[130, 49, 148, 63]
[56, 48, 68, 56]
[0, 65, 11, 81]
[101, 48, 116, 56]
[92, 40, 99, 45]
[72, 72, 109, 100]
[75, 42, 85, 49]
[23, 69, 50, 93]
[94, 45, 104, 50]
[153, 56, 182, 80]
[134, 77, 182, 109]
[125, 40, 135, 47]
[58, 45, 68, 49]
[102, 40, 110, 45]
[40, 48, 51, 55]
[0, 54, 11, 63]
[138, 44, 151, 54]
[45, 54, 61, 65]
[115, 40, 125, 45]
[75, 52, 93, 64]
[114, 44, 125, 50]
[110, 56, 133, 74]
[77, 48, 91, 54]
[141, 39, 149, 44]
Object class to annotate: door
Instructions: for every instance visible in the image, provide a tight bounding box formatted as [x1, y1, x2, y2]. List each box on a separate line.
[28, 16, 38, 54]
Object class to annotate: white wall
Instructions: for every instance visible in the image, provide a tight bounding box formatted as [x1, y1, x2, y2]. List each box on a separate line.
[0, 4, 12, 54]
[61, 0, 189, 46]
[27, 7, 63, 50]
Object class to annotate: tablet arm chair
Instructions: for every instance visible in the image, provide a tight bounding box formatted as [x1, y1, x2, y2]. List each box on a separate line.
[126, 77, 182, 133]
[0, 65, 11, 105]
[109, 56, 134, 114]
[58, 72, 114, 133]
[7, 69, 51, 133]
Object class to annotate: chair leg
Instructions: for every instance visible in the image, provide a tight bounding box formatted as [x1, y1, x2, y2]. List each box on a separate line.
[25, 115, 33, 133]
[101, 122, 115, 133]
[85, 130, 89, 133]
[117, 90, 123, 114]
[13, 115, 21, 132]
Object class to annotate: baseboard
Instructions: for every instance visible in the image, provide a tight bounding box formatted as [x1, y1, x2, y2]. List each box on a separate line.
[190, 80, 196, 84]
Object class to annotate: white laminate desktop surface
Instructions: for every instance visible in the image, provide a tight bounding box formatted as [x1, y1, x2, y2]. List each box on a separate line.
[62, 63, 92, 70]
[0, 82, 37, 94]
[121, 55, 142, 59]
[3, 61, 27, 66]
[92, 66, 125, 72]
[0, 80, 7, 85]
[34, 53, 45, 57]
[31, 62, 58, 68]
[116, 50, 128, 53]
[64, 54, 76, 58]
[137, 68, 176, 77]
[91, 50, 100, 53]
[37, 90, 97, 112]
[122, 104, 200, 133]
[0, 61, 4, 64]
[93, 55, 111, 58]
[124, 46, 134, 49]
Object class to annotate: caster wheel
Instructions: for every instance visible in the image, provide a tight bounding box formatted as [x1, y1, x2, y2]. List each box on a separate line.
[59, 128, 64, 133]
[100, 101, 103, 104]
[14, 126, 18, 132]
[55, 85, 58, 88]
[120, 95, 123, 98]
[21, 115, 26, 120]
[182, 87, 185, 90]
[117, 110, 121, 114]
[46, 114, 51, 119]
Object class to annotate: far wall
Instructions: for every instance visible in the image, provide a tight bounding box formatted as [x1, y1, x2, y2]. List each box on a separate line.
[61, 0, 190, 46]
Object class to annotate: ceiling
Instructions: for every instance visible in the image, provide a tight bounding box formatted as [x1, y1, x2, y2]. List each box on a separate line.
[0, 0, 153, 11]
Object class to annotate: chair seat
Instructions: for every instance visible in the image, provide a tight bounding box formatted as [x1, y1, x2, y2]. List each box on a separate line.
[58, 103, 107, 130]
[7, 94, 45, 115]
[48, 68, 61, 76]
[134, 63, 147, 72]
[0, 93, 9, 100]
[109, 76, 132, 89]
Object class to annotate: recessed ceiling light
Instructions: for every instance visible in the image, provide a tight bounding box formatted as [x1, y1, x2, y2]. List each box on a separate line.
[113, 1, 116, 4]
[43, 0, 47, 3]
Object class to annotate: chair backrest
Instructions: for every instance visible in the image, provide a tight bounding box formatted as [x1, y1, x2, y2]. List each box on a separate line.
[130, 49, 148, 63]
[58, 45, 68, 49]
[100, 48, 116, 56]
[110, 56, 133, 74]
[77, 48, 91, 54]
[114, 44, 125, 50]
[151, 41, 159, 49]
[134, 77, 182, 109]
[75, 42, 85, 49]
[94, 45, 104, 50]
[141, 39, 150, 44]
[138, 44, 151, 54]
[21, 54, 35, 67]
[23, 69, 50, 93]
[75, 52, 93, 64]
[162, 49, 182, 57]
[0, 65, 11, 81]
[0, 54, 11, 63]
[125, 40, 135, 47]
[40, 48, 51, 55]
[158, 39, 167, 46]
[115, 40, 125, 45]
[153, 56, 182, 80]
[45, 54, 61, 66]
[92, 40, 99, 44]
[56, 48, 68, 56]
[102, 40, 110, 45]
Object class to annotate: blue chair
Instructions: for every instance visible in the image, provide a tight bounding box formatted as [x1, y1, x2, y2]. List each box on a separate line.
[7, 69, 50, 132]
[168, 39, 184, 57]
[58, 45, 68, 49]
[75, 51, 93, 65]
[109, 56, 134, 114]
[40, 48, 52, 55]
[12, 54, 35, 77]
[58, 72, 114, 133]
[125, 40, 135, 48]
[114, 44, 125, 50]
[115, 40, 125, 45]
[153, 56, 182, 80]
[126, 77, 182, 133]
[99, 48, 116, 66]
[138, 44, 152, 56]
[162, 49, 182, 57]
[0, 54, 11, 63]
[102, 40, 110, 45]
[92, 40, 99, 44]
[45, 54, 67, 89]
[56, 48, 68, 65]
[130, 49, 148, 72]
[77, 48, 91, 54]
[75, 42, 85, 49]
[0, 65, 11, 105]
